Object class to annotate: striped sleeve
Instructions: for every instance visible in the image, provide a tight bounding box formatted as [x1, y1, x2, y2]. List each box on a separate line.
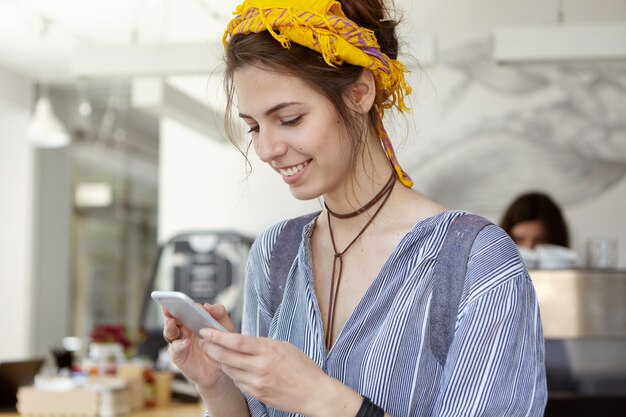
[242, 219, 288, 338]
[432, 225, 547, 416]
[240, 220, 287, 417]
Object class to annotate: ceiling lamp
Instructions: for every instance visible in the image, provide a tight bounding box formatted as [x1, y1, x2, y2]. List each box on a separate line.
[494, 23, 626, 63]
[27, 96, 71, 148]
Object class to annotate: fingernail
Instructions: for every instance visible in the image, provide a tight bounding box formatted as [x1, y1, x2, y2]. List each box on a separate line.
[199, 328, 212, 338]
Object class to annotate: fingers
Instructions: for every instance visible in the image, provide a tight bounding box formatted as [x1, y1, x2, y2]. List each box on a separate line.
[164, 326, 183, 343]
[168, 336, 191, 358]
[200, 329, 260, 355]
[164, 318, 184, 342]
[204, 303, 228, 319]
[203, 303, 235, 332]
[162, 302, 232, 344]
[165, 321, 189, 360]
[198, 330, 262, 373]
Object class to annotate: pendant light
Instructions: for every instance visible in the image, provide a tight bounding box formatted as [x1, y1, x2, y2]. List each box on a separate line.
[27, 87, 71, 148]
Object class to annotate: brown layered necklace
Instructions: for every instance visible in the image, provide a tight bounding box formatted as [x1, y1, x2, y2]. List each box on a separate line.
[322, 172, 396, 350]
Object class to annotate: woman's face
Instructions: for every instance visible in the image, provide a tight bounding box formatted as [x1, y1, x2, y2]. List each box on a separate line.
[234, 65, 355, 201]
[510, 220, 547, 249]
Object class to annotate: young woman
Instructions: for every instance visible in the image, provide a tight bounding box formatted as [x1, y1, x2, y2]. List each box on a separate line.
[162, 1, 547, 416]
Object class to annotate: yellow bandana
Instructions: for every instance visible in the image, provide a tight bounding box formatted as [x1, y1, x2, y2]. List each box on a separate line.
[223, 0, 413, 187]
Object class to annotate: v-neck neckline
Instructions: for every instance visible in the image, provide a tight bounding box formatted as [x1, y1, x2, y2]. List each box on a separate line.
[301, 209, 464, 357]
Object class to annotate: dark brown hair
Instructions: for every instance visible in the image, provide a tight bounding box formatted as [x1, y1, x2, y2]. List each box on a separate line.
[223, 0, 400, 174]
[499, 192, 570, 247]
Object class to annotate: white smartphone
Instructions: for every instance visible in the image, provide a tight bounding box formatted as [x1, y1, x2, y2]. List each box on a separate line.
[151, 291, 227, 334]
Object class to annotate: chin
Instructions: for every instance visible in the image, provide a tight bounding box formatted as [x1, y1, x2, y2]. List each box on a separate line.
[288, 184, 323, 201]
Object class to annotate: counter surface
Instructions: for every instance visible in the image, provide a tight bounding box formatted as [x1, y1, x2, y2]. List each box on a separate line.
[530, 268, 626, 338]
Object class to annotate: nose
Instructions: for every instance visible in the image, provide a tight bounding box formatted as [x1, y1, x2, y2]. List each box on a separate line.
[253, 126, 287, 163]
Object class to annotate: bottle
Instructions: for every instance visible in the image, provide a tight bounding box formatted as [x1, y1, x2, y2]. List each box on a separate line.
[143, 368, 156, 408]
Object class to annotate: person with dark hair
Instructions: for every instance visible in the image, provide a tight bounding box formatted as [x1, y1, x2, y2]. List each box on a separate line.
[160, 1, 547, 416]
[500, 192, 570, 249]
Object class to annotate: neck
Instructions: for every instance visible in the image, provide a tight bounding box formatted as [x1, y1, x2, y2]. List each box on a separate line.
[323, 125, 398, 210]
[325, 171, 395, 219]
[324, 162, 394, 210]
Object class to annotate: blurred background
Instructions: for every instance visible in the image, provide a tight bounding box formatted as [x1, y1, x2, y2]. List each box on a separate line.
[0, 0, 625, 415]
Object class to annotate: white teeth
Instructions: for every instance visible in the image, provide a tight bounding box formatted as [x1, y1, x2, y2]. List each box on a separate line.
[280, 161, 308, 177]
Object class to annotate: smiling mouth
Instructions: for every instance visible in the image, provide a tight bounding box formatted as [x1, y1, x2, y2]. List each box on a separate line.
[279, 160, 310, 177]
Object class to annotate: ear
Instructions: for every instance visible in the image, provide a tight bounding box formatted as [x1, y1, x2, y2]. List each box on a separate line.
[345, 69, 376, 114]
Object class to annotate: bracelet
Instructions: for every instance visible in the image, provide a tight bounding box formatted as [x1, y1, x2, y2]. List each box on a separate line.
[355, 396, 384, 417]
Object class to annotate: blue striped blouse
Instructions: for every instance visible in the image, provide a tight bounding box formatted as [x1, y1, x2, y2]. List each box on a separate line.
[241, 210, 547, 416]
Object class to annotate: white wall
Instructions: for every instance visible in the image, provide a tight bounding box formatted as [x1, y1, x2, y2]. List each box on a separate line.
[0, 74, 73, 362]
[30, 146, 72, 359]
[0, 66, 34, 360]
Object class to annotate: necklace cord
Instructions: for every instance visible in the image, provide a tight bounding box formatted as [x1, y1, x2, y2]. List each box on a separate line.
[325, 173, 396, 219]
[324, 173, 396, 350]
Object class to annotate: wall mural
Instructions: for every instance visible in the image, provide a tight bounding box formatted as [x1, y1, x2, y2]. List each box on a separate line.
[399, 38, 626, 214]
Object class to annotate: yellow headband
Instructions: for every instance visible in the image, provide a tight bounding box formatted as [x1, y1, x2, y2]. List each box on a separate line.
[223, 0, 413, 187]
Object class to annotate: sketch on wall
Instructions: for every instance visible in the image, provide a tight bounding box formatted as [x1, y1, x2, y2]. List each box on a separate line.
[399, 39, 626, 214]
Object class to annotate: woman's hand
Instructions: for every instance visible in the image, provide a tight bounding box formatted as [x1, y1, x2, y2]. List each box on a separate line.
[198, 329, 360, 417]
[163, 304, 235, 389]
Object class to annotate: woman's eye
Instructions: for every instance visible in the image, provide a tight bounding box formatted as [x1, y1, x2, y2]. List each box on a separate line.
[247, 125, 259, 133]
[281, 115, 303, 126]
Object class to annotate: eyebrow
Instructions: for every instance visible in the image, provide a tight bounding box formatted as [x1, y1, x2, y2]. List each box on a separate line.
[239, 102, 302, 119]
